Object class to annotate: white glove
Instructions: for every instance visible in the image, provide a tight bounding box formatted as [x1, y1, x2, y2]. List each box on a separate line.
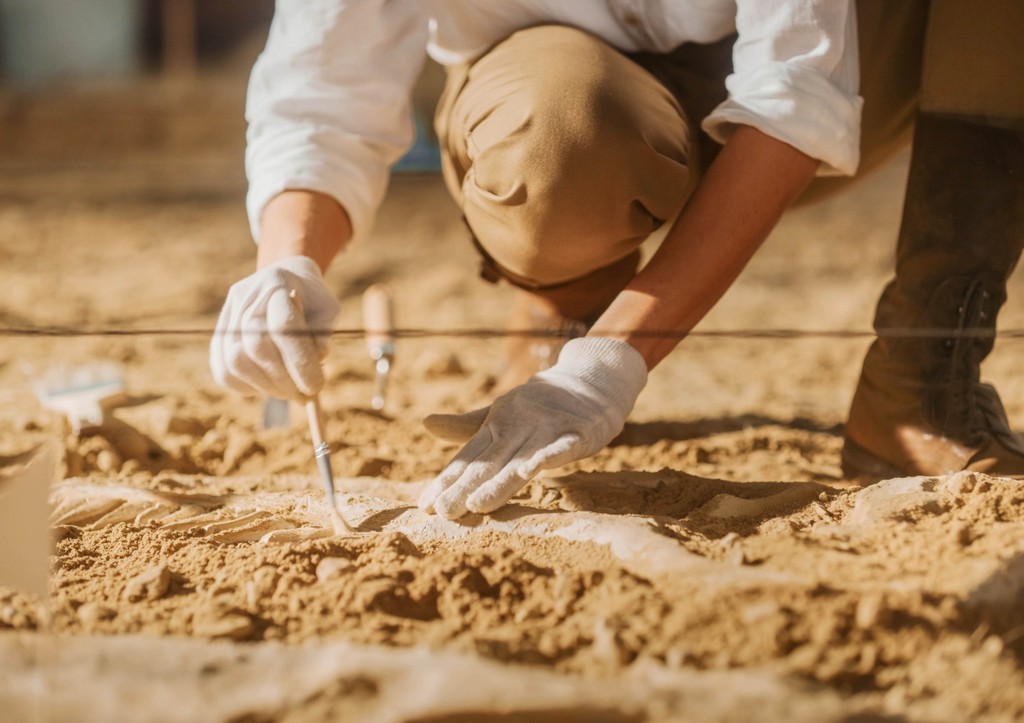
[210, 256, 341, 400]
[419, 337, 648, 519]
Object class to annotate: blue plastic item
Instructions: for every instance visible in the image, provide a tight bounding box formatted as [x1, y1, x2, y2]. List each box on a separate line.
[0, 0, 141, 85]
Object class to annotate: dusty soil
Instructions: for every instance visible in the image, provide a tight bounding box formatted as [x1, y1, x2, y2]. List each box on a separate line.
[1, 72, 1023, 723]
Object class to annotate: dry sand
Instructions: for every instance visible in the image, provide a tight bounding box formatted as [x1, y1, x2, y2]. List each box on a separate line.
[1, 77, 1023, 722]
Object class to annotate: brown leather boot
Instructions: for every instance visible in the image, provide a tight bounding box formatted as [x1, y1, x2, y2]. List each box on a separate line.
[842, 114, 1024, 481]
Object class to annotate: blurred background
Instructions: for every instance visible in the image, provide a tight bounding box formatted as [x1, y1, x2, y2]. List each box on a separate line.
[0, 0, 441, 204]
[0, 1, 266, 198]
[0, 0, 272, 84]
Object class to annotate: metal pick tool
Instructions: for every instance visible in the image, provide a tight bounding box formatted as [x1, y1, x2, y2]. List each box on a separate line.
[362, 284, 395, 411]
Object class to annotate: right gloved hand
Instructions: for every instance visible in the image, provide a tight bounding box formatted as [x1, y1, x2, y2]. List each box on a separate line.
[419, 337, 648, 519]
[209, 256, 341, 400]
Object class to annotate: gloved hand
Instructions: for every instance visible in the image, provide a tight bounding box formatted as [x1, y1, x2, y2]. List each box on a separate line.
[210, 256, 341, 400]
[419, 337, 648, 519]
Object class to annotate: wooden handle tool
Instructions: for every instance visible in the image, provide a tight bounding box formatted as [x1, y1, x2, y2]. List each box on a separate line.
[362, 284, 395, 411]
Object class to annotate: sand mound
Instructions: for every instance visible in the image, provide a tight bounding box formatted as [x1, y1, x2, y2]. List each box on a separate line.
[0, 471, 1017, 721]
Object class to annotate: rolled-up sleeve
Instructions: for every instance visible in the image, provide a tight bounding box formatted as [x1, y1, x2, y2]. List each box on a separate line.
[245, 0, 429, 242]
[703, 0, 862, 176]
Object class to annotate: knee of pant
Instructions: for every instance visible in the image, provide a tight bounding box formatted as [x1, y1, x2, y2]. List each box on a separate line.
[459, 28, 690, 285]
[464, 25, 658, 172]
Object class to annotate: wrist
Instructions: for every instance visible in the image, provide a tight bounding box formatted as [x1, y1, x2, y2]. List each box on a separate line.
[256, 190, 353, 272]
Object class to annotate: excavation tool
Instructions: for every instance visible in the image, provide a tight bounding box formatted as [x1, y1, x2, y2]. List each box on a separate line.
[287, 290, 353, 535]
[29, 361, 125, 433]
[303, 395, 353, 534]
[362, 284, 395, 411]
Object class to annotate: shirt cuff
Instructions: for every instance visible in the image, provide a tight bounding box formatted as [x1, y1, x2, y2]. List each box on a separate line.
[703, 62, 863, 177]
[245, 144, 390, 245]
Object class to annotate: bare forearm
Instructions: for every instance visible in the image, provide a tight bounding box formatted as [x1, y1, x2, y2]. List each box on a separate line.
[590, 125, 819, 368]
[255, 190, 353, 272]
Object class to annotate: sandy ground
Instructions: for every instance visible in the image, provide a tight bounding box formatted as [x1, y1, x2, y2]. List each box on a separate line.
[1, 70, 1023, 722]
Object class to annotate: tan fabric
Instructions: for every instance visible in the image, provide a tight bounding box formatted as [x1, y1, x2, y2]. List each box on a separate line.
[436, 25, 691, 292]
[628, 35, 735, 174]
[435, 9, 939, 299]
[850, 0, 929, 173]
[922, 0, 1024, 120]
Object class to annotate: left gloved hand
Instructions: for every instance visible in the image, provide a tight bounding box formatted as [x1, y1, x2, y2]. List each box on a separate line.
[418, 337, 648, 519]
[209, 256, 340, 401]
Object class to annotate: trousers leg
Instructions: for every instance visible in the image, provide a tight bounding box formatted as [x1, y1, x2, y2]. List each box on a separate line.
[922, 0, 1024, 122]
[435, 25, 692, 317]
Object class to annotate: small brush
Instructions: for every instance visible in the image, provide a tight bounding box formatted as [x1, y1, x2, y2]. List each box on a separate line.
[289, 289, 353, 535]
[303, 395, 353, 535]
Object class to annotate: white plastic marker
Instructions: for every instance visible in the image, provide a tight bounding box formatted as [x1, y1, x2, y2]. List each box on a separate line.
[28, 361, 125, 433]
[0, 444, 55, 596]
[289, 290, 353, 535]
[362, 284, 395, 411]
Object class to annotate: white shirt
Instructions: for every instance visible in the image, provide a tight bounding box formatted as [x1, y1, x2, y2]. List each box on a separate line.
[246, 0, 862, 242]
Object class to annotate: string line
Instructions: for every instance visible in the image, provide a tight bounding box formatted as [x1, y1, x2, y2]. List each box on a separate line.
[2, 326, 1023, 340]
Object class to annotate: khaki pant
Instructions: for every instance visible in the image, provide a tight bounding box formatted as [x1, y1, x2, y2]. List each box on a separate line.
[922, 0, 1024, 121]
[434, 1, 1023, 314]
[436, 24, 693, 312]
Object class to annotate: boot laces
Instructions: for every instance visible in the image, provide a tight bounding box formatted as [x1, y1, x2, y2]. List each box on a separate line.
[933, 278, 996, 441]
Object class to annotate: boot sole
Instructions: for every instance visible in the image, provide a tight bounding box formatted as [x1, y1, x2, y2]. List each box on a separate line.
[840, 437, 906, 485]
[842, 436, 1024, 482]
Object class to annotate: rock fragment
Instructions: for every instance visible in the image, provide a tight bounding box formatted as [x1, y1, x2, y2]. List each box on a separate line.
[124, 564, 171, 602]
[855, 593, 884, 629]
[165, 414, 210, 437]
[316, 557, 354, 582]
[194, 608, 255, 640]
[77, 601, 117, 626]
